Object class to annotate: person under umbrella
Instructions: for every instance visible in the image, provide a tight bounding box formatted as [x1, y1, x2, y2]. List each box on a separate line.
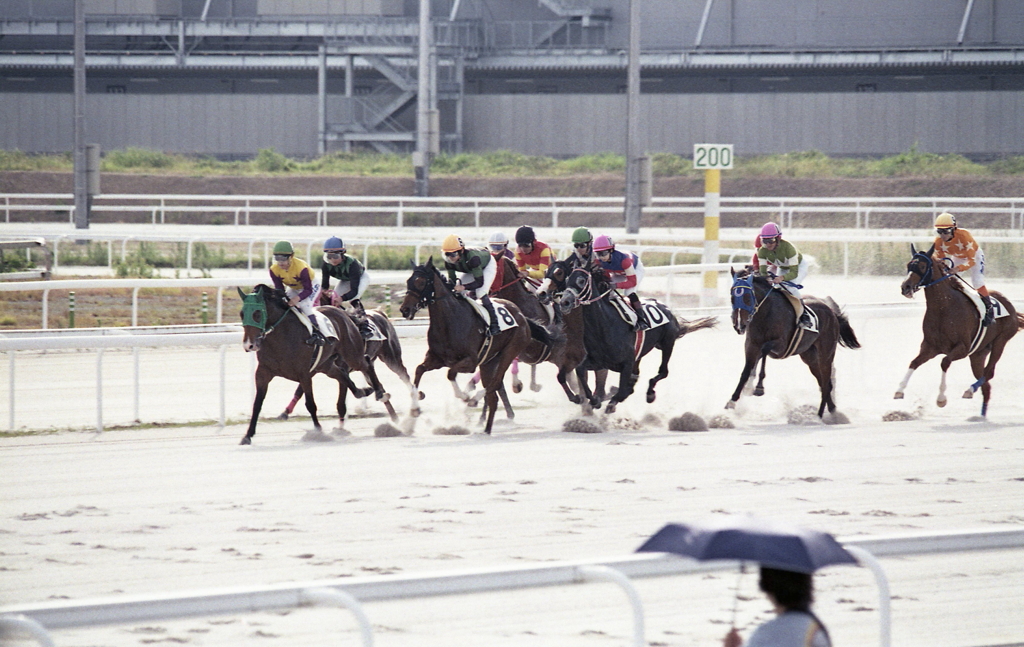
[723, 566, 831, 647]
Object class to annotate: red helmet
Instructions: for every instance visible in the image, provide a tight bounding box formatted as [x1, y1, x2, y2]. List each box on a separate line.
[593, 235, 614, 252]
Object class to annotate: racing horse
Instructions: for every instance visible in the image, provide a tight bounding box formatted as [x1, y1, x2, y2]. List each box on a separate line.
[481, 256, 585, 403]
[237, 284, 390, 444]
[276, 307, 421, 422]
[553, 260, 717, 413]
[399, 259, 536, 434]
[727, 268, 860, 418]
[896, 244, 1022, 417]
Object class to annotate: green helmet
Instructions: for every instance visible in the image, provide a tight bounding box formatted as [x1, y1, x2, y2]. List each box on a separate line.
[571, 227, 592, 244]
[272, 240, 294, 255]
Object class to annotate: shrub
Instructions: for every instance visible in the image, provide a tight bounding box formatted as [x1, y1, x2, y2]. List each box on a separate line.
[253, 148, 293, 172]
[104, 147, 177, 170]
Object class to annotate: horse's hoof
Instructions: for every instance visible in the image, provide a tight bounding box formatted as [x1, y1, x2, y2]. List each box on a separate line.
[962, 389, 974, 399]
[753, 387, 764, 397]
[467, 398, 480, 408]
[894, 392, 904, 400]
[418, 391, 426, 401]
[410, 407, 421, 418]
[937, 397, 947, 408]
[512, 382, 523, 394]
[377, 392, 390, 402]
[725, 401, 736, 410]
[605, 403, 618, 414]
[530, 384, 542, 393]
[276, 412, 289, 421]
[646, 392, 656, 404]
[240, 436, 252, 445]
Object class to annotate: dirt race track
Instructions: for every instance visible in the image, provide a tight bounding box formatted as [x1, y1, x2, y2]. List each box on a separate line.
[2, 275, 1024, 647]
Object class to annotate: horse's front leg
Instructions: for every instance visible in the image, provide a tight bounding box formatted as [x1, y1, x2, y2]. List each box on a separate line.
[557, 367, 582, 404]
[575, 366, 595, 410]
[894, 345, 940, 399]
[278, 385, 303, 420]
[242, 369, 273, 445]
[605, 367, 638, 415]
[727, 351, 760, 409]
[413, 351, 446, 400]
[529, 363, 542, 392]
[753, 353, 769, 397]
[333, 379, 350, 436]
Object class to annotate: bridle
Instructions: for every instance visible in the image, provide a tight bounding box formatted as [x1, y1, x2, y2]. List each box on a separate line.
[240, 287, 291, 344]
[905, 250, 955, 292]
[560, 266, 612, 309]
[730, 274, 775, 333]
[404, 265, 441, 313]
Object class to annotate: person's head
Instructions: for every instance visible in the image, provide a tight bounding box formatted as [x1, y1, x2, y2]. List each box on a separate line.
[592, 234, 615, 262]
[571, 227, 593, 258]
[759, 222, 782, 250]
[758, 566, 813, 612]
[273, 240, 294, 269]
[515, 225, 536, 253]
[323, 236, 346, 265]
[489, 231, 509, 256]
[935, 212, 957, 241]
[441, 234, 465, 263]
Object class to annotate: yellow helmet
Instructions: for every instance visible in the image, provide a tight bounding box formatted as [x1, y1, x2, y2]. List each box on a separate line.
[441, 234, 464, 253]
[934, 212, 957, 228]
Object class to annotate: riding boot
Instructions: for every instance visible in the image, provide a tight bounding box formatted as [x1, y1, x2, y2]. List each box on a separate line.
[313, 313, 337, 342]
[480, 295, 501, 336]
[305, 314, 325, 346]
[350, 298, 374, 339]
[981, 295, 995, 327]
[797, 304, 813, 330]
[628, 293, 650, 331]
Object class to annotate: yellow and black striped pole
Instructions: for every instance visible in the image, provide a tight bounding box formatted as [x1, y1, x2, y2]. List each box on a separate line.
[701, 168, 721, 307]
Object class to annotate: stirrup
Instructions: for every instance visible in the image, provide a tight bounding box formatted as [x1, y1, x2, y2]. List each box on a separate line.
[358, 323, 373, 339]
[306, 331, 325, 346]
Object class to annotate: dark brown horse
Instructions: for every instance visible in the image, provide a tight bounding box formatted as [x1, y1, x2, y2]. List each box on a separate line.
[552, 260, 717, 413]
[398, 259, 535, 434]
[488, 256, 585, 403]
[276, 308, 420, 422]
[238, 284, 388, 444]
[726, 269, 860, 418]
[896, 244, 1023, 417]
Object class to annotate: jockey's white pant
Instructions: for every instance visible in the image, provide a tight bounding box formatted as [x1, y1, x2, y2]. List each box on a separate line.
[948, 250, 986, 289]
[614, 258, 645, 297]
[331, 272, 371, 305]
[458, 261, 497, 299]
[772, 258, 809, 298]
[285, 283, 336, 337]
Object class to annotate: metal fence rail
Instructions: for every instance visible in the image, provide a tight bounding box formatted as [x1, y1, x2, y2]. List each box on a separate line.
[4, 193, 1024, 230]
[1, 528, 1022, 647]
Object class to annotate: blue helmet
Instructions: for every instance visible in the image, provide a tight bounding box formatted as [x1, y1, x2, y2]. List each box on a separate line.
[324, 236, 344, 251]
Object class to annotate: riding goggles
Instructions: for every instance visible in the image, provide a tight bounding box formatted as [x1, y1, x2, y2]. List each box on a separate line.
[573, 242, 590, 249]
[489, 244, 506, 253]
[325, 251, 343, 260]
[444, 251, 460, 259]
[273, 254, 292, 262]
[760, 236, 779, 245]
[936, 227, 955, 236]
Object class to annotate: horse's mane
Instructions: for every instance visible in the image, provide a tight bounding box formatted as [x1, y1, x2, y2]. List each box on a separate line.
[750, 274, 774, 290]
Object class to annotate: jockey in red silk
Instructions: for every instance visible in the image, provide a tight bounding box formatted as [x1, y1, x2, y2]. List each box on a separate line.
[488, 231, 516, 293]
[513, 225, 555, 287]
[593, 234, 650, 331]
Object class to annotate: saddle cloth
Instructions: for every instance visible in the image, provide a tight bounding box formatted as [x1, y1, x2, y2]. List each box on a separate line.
[607, 293, 670, 330]
[464, 297, 519, 332]
[958, 280, 1010, 321]
[361, 317, 387, 342]
[295, 307, 338, 338]
[778, 290, 819, 333]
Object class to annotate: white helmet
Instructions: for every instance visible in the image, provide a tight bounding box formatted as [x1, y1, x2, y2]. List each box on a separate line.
[489, 231, 508, 245]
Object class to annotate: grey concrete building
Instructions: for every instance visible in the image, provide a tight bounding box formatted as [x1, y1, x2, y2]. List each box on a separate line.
[1, 0, 1023, 158]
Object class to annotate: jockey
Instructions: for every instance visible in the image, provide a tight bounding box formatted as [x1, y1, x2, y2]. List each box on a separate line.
[933, 212, 994, 326]
[513, 225, 555, 287]
[269, 240, 337, 344]
[487, 231, 516, 293]
[592, 234, 650, 331]
[442, 234, 501, 336]
[321, 236, 373, 339]
[756, 222, 813, 330]
[569, 226, 596, 270]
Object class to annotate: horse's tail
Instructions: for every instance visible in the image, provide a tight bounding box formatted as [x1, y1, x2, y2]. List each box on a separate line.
[527, 317, 565, 348]
[676, 315, 718, 338]
[827, 298, 861, 349]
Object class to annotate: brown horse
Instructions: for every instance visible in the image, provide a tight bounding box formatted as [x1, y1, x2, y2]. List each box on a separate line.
[896, 244, 1023, 417]
[398, 259, 535, 434]
[276, 308, 421, 422]
[238, 284, 388, 445]
[727, 269, 860, 418]
[487, 256, 585, 403]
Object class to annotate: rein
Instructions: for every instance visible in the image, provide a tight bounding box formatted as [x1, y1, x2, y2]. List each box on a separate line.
[908, 252, 957, 290]
[566, 267, 612, 306]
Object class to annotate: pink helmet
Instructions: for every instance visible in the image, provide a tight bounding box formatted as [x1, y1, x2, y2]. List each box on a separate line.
[592, 235, 614, 252]
[759, 222, 782, 239]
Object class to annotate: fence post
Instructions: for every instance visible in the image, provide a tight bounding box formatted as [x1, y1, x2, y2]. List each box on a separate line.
[69, 291, 76, 328]
[8, 351, 15, 431]
[397, 201, 404, 228]
[96, 348, 104, 433]
[219, 345, 227, 428]
[4, 195, 9, 223]
[474, 201, 481, 228]
[42, 289, 50, 330]
[133, 347, 140, 423]
[383, 284, 391, 316]
[132, 287, 140, 327]
[202, 292, 209, 324]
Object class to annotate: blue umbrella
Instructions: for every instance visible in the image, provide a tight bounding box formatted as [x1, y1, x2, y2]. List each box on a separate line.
[636, 514, 857, 573]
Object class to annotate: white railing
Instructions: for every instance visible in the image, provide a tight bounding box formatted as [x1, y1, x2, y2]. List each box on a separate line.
[3, 193, 1024, 230]
[1, 527, 1022, 647]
